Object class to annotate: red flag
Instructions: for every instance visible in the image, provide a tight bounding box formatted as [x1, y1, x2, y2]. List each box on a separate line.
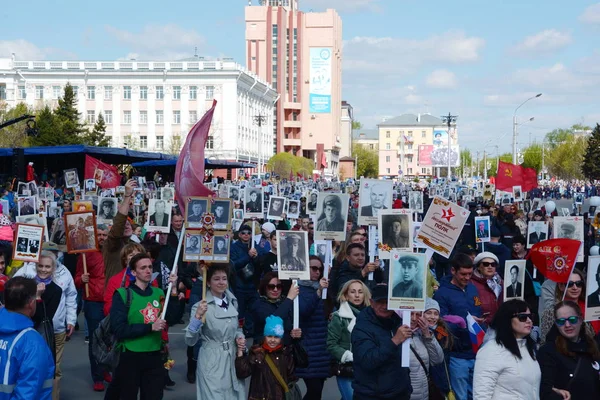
[289, 169, 293, 181]
[84, 155, 120, 188]
[528, 238, 581, 283]
[495, 161, 538, 192]
[174, 100, 217, 213]
[321, 152, 327, 169]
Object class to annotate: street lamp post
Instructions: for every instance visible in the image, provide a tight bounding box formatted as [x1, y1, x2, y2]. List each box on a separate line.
[253, 115, 267, 179]
[441, 113, 458, 179]
[513, 93, 541, 164]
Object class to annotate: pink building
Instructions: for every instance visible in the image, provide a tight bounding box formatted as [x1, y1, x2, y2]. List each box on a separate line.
[245, 0, 343, 177]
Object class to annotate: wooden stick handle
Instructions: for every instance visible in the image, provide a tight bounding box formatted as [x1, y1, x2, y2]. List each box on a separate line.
[82, 253, 89, 298]
[202, 263, 208, 323]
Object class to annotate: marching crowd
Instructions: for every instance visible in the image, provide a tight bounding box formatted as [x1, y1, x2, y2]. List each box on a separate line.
[1, 171, 600, 400]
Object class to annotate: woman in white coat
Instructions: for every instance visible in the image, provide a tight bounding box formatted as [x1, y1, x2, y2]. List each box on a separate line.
[185, 263, 246, 400]
[474, 299, 541, 400]
[409, 298, 445, 400]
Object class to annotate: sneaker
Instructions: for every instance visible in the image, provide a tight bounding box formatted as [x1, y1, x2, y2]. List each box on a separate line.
[84, 336, 89, 344]
[93, 382, 105, 392]
[103, 372, 112, 383]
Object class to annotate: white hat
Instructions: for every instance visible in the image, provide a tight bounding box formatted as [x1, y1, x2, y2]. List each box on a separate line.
[473, 252, 499, 265]
[262, 222, 276, 234]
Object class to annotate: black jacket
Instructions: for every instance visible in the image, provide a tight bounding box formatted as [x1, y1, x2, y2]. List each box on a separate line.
[351, 306, 412, 398]
[251, 296, 294, 344]
[33, 281, 62, 330]
[336, 260, 384, 297]
[538, 326, 600, 400]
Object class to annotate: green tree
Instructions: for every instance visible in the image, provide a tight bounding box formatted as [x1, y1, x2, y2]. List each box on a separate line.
[352, 120, 363, 130]
[351, 143, 378, 178]
[581, 124, 600, 181]
[83, 112, 110, 147]
[522, 143, 543, 172]
[54, 83, 87, 144]
[544, 124, 591, 149]
[0, 102, 33, 148]
[546, 135, 587, 179]
[31, 106, 65, 146]
[266, 152, 313, 178]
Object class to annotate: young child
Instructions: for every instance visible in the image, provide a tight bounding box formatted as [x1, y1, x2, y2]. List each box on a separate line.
[235, 315, 298, 400]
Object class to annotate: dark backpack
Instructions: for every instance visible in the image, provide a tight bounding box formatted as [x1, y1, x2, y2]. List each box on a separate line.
[92, 287, 132, 370]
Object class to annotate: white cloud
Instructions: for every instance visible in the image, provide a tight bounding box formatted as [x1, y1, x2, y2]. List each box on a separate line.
[302, 0, 381, 12]
[512, 29, 572, 55]
[580, 3, 600, 24]
[104, 24, 205, 60]
[0, 39, 76, 60]
[426, 69, 457, 89]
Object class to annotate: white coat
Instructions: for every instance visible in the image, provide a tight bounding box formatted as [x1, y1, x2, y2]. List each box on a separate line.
[474, 338, 541, 400]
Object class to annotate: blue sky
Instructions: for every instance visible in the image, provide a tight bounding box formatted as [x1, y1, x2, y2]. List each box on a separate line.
[1, 0, 599, 156]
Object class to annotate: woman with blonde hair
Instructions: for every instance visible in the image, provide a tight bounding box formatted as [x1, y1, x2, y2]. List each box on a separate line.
[327, 279, 371, 400]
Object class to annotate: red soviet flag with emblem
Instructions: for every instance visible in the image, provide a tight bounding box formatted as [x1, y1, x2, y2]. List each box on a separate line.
[84, 155, 120, 188]
[175, 100, 218, 213]
[528, 238, 581, 283]
[495, 161, 538, 192]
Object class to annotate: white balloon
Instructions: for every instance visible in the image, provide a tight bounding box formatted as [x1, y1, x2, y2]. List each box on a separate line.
[590, 196, 600, 207]
[591, 246, 600, 256]
[545, 200, 556, 214]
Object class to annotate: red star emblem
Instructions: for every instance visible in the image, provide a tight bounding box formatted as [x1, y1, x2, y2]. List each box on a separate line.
[139, 302, 160, 324]
[203, 246, 212, 254]
[441, 208, 455, 222]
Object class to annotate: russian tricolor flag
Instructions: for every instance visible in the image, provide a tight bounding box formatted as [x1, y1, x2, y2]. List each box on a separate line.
[466, 313, 485, 353]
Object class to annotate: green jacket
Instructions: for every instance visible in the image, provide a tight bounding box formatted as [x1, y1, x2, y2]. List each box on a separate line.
[327, 301, 361, 362]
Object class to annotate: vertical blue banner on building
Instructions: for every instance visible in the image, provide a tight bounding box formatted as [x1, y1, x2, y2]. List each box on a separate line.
[309, 47, 332, 113]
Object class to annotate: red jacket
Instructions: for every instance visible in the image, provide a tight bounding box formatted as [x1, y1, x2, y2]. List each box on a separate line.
[75, 251, 106, 302]
[470, 273, 503, 326]
[103, 268, 159, 316]
[392, 199, 403, 209]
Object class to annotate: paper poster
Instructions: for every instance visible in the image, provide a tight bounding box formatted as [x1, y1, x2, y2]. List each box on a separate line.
[145, 199, 173, 234]
[415, 196, 469, 258]
[388, 251, 427, 311]
[503, 260, 526, 300]
[314, 193, 349, 241]
[585, 256, 600, 322]
[13, 223, 44, 263]
[553, 216, 584, 262]
[358, 179, 393, 226]
[377, 209, 413, 259]
[276, 230, 310, 281]
[527, 221, 548, 249]
[474, 216, 491, 243]
[64, 211, 99, 253]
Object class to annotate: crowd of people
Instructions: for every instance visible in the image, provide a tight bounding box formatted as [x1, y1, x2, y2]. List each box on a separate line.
[1, 170, 600, 400]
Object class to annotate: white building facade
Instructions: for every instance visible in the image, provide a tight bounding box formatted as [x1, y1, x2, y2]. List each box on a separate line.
[0, 57, 278, 176]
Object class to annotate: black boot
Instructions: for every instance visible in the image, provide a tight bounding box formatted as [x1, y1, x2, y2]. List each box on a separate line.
[164, 370, 176, 387]
[186, 359, 196, 384]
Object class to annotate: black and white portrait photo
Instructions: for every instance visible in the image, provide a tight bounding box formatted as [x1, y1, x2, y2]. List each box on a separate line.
[228, 186, 240, 202]
[211, 199, 232, 228]
[186, 198, 208, 227]
[408, 191, 424, 213]
[183, 232, 204, 261]
[267, 196, 286, 221]
[527, 221, 548, 248]
[18, 196, 36, 216]
[233, 209, 244, 220]
[63, 168, 80, 189]
[13, 223, 45, 263]
[475, 216, 491, 243]
[388, 251, 427, 310]
[513, 185, 523, 202]
[286, 200, 300, 219]
[315, 193, 349, 241]
[503, 260, 526, 300]
[553, 216, 585, 262]
[306, 190, 319, 214]
[161, 187, 174, 202]
[585, 257, 600, 320]
[17, 182, 28, 196]
[146, 199, 172, 233]
[358, 179, 393, 225]
[98, 197, 118, 222]
[232, 219, 243, 233]
[213, 236, 230, 260]
[574, 193, 584, 205]
[245, 188, 264, 217]
[85, 179, 96, 193]
[378, 210, 412, 258]
[27, 181, 38, 197]
[0, 199, 9, 216]
[276, 231, 310, 280]
[185, 235, 201, 254]
[48, 206, 62, 220]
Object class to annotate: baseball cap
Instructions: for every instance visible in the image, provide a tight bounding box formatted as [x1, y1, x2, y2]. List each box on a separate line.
[371, 284, 389, 301]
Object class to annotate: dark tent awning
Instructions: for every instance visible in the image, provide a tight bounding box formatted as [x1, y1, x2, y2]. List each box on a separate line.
[131, 159, 255, 169]
[13, 145, 177, 164]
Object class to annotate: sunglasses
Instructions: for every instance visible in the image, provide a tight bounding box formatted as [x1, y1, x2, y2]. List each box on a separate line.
[555, 316, 580, 326]
[567, 281, 584, 288]
[513, 313, 534, 322]
[310, 266, 324, 271]
[267, 284, 282, 291]
[239, 231, 251, 235]
[480, 261, 498, 268]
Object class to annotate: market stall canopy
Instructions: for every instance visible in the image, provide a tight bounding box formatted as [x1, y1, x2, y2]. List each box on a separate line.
[131, 159, 256, 169]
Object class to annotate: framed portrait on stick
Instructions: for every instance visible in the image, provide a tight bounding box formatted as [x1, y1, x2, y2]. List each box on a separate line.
[266, 196, 286, 221]
[145, 199, 172, 234]
[585, 256, 600, 322]
[12, 223, 44, 263]
[358, 179, 393, 226]
[63, 211, 99, 253]
[388, 251, 427, 311]
[503, 260, 526, 300]
[314, 193, 349, 241]
[276, 230, 310, 281]
[244, 187, 264, 218]
[377, 209, 413, 259]
[210, 199, 232, 230]
[553, 216, 584, 262]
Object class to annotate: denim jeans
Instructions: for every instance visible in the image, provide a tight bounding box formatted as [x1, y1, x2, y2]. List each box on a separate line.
[84, 301, 106, 382]
[336, 376, 354, 400]
[449, 357, 474, 400]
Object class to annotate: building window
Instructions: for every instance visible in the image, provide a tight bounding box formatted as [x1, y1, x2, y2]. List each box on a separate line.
[173, 111, 181, 124]
[35, 86, 44, 100]
[51, 86, 60, 99]
[189, 111, 197, 123]
[140, 111, 147, 124]
[173, 86, 181, 100]
[104, 86, 113, 100]
[123, 111, 131, 124]
[205, 86, 214, 100]
[385, 143, 391, 150]
[140, 86, 148, 100]
[87, 86, 95, 100]
[18, 86, 26, 99]
[140, 136, 147, 149]
[104, 111, 112, 124]
[385, 156, 390, 162]
[189, 86, 197, 100]
[156, 110, 164, 124]
[408, 144, 413, 150]
[206, 136, 214, 149]
[86, 111, 95, 124]
[156, 136, 164, 149]
[123, 86, 131, 100]
[156, 86, 164, 100]
[386, 168, 391, 174]
[421, 130, 426, 138]
[386, 132, 390, 138]
[369, 144, 374, 149]
[422, 168, 427, 174]
[72, 86, 79, 96]
[408, 130, 413, 134]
